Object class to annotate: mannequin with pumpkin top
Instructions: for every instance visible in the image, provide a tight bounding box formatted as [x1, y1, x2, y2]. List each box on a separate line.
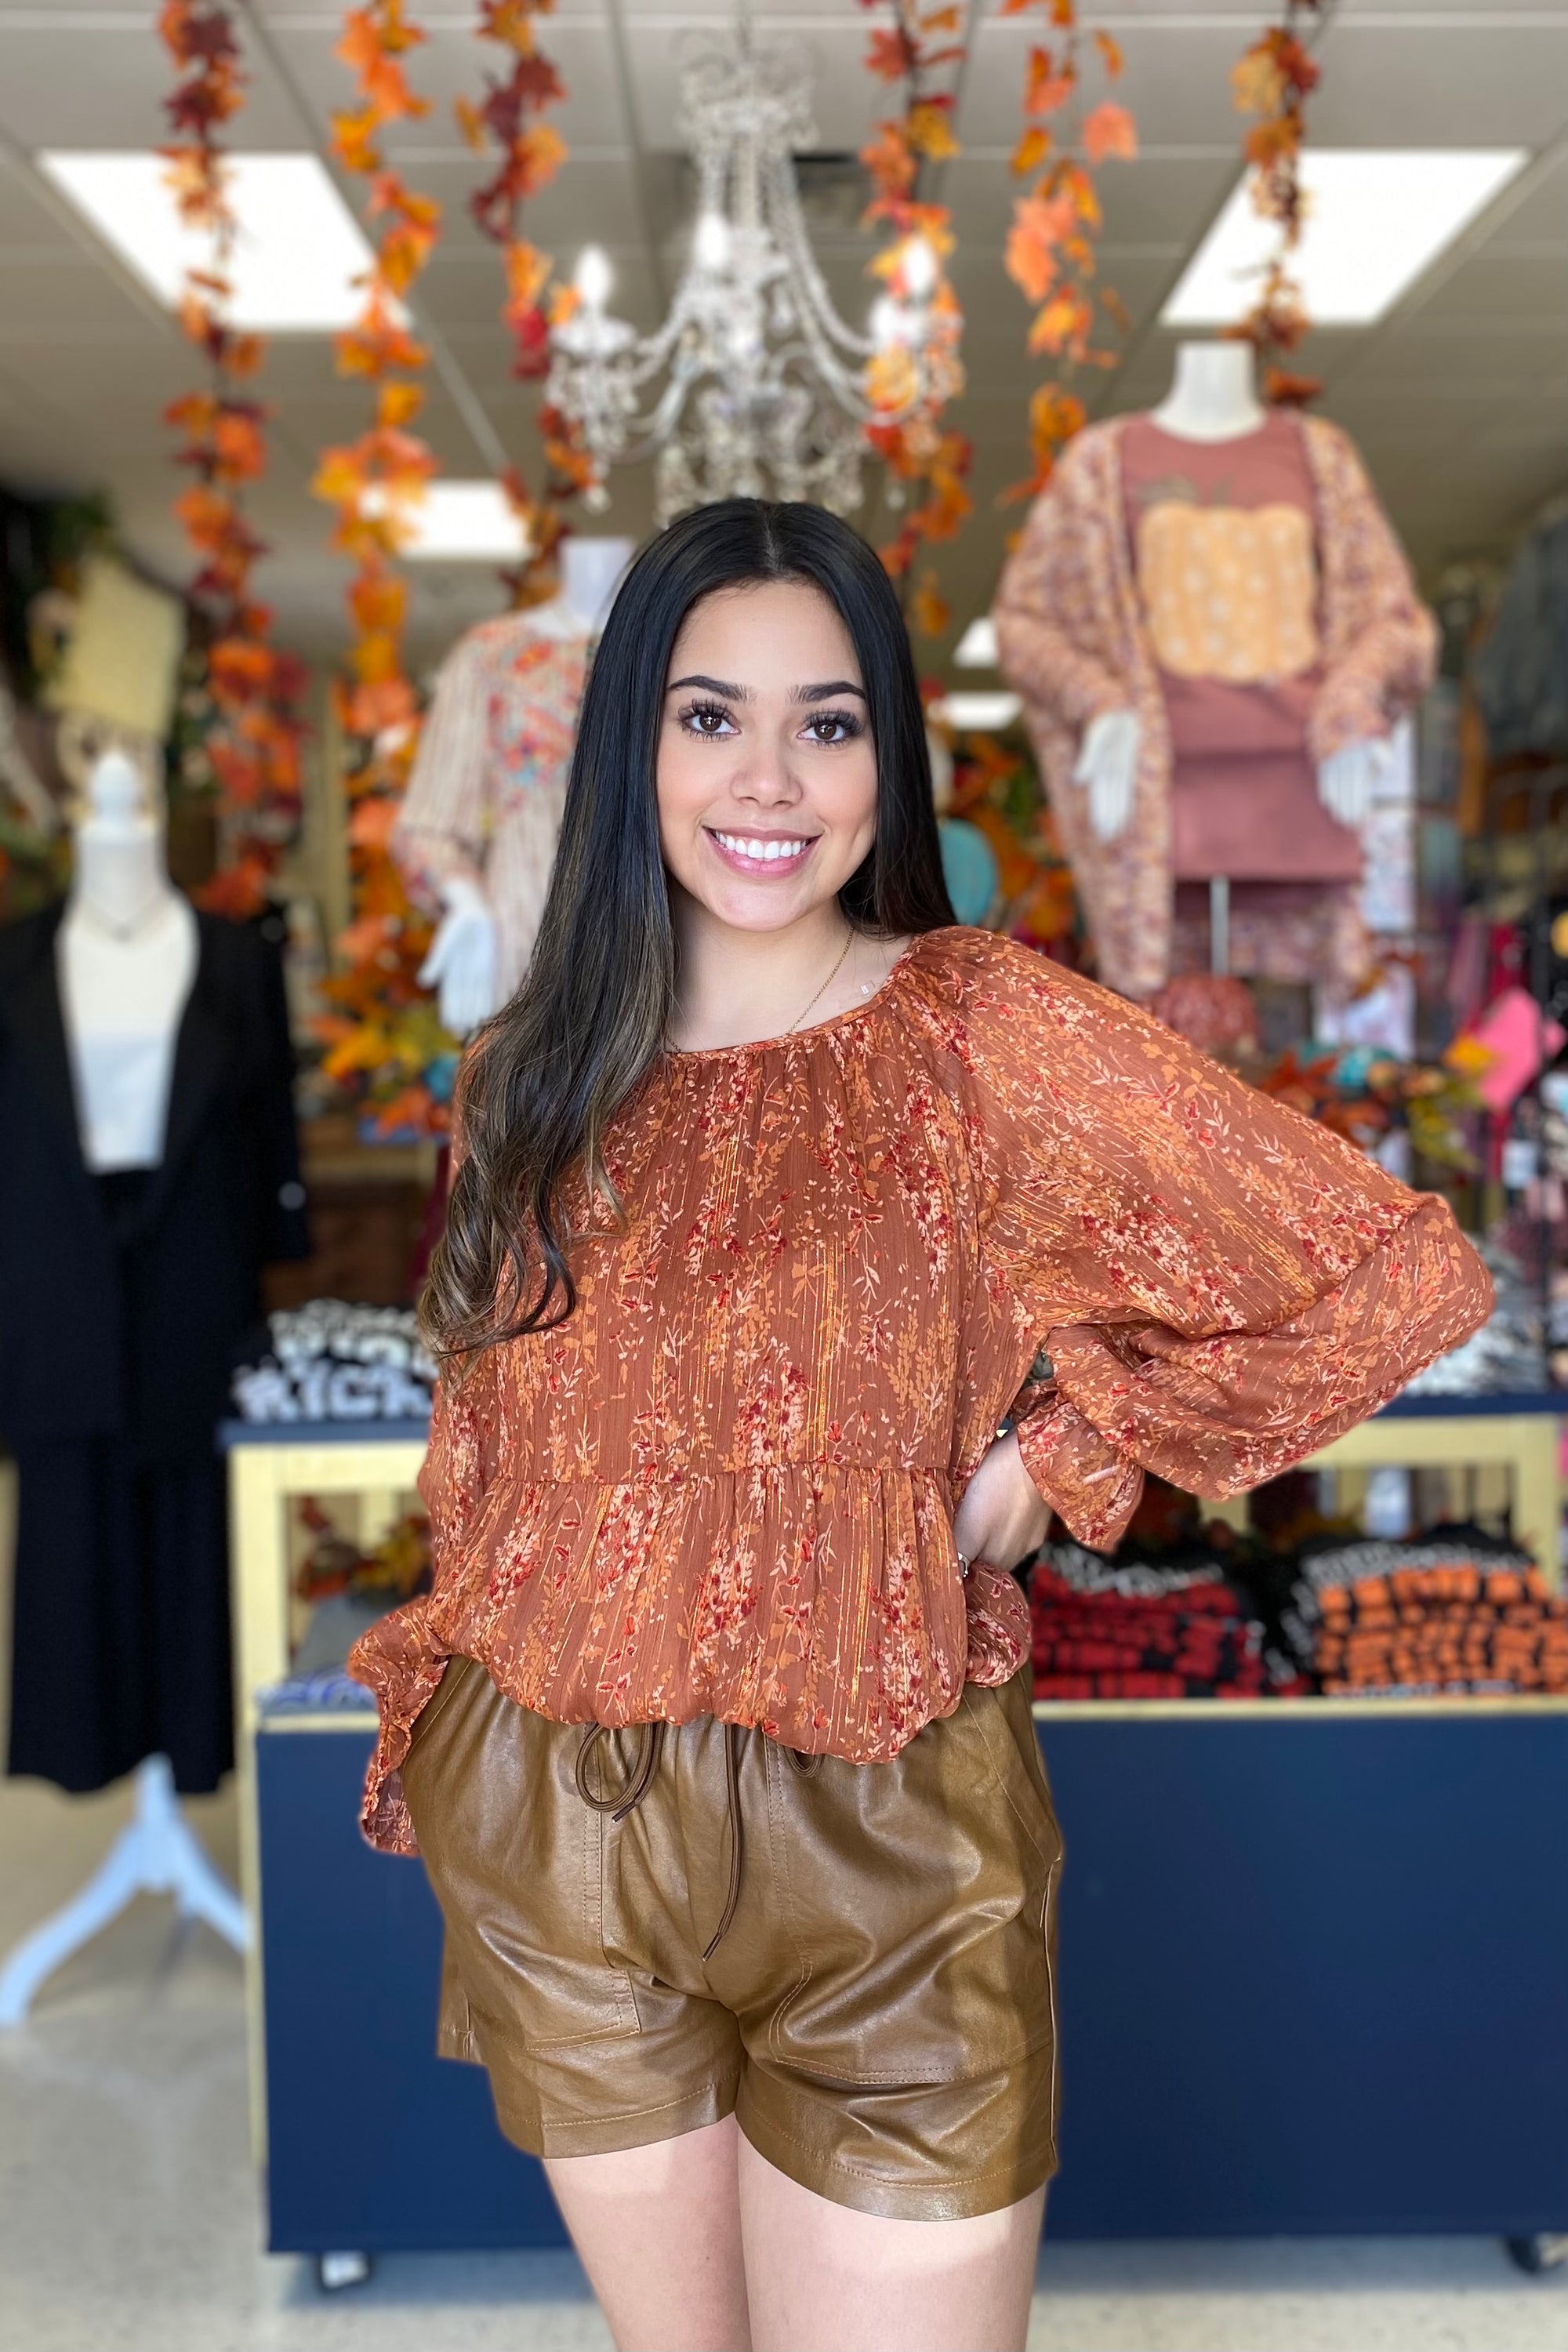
[996, 339, 1434, 998]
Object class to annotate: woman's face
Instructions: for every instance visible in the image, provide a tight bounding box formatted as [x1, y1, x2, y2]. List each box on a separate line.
[656, 580, 879, 933]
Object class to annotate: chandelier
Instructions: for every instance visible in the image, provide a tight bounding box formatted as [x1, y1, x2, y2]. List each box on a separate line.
[544, 21, 952, 521]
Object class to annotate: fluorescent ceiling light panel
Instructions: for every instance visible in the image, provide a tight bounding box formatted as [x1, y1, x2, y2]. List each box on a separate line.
[953, 618, 998, 670]
[38, 151, 379, 332]
[931, 691, 1022, 733]
[399, 484, 531, 562]
[1163, 149, 1528, 329]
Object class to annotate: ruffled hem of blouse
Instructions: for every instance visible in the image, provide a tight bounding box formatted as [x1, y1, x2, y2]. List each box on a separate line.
[348, 1461, 1032, 1853]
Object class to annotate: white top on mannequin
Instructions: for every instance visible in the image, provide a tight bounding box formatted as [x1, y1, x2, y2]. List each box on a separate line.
[1073, 342, 1388, 845]
[419, 536, 633, 1036]
[58, 750, 197, 1172]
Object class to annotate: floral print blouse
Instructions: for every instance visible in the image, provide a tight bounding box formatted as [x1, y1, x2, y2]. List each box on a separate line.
[351, 927, 1490, 1853]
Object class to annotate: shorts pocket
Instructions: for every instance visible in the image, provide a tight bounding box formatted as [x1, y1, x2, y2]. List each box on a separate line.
[402, 1675, 641, 2052]
[768, 1695, 1059, 2086]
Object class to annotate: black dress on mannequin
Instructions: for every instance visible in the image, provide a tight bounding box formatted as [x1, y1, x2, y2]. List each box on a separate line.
[0, 901, 308, 1793]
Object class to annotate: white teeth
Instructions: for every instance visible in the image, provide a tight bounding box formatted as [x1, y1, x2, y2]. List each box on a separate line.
[713, 832, 810, 863]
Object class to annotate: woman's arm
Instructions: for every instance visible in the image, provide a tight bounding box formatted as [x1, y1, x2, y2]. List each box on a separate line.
[964, 942, 1493, 1555]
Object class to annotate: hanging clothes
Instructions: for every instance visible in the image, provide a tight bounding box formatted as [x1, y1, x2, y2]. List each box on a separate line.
[393, 605, 590, 1005]
[0, 902, 307, 1793]
[993, 412, 1436, 999]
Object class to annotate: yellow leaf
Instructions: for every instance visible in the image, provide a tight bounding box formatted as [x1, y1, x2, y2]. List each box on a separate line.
[1011, 125, 1053, 177]
[908, 102, 960, 162]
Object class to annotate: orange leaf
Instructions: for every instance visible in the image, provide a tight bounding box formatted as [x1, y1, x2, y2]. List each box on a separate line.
[514, 122, 566, 195]
[861, 122, 917, 199]
[377, 380, 426, 428]
[865, 24, 917, 81]
[1011, 125, 1053, 177]
[1092, 28, 1123, 78]
[330, 104, 382, 174]
[453, 96, 486, 151]
[1231, 45, 1286, 118]
[1004, 189, 1076, 304]
[504, 239, 553, 306]
[1082, 100, 1137, 164]
[1025, 45, 1074, 114]
[1028, 285, 1093, 356]
[909, 572, 950, 638]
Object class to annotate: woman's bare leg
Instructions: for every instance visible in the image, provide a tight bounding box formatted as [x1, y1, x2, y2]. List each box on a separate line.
[738, 2133, 1044, 2352]
[545, 2114, 752, 2352]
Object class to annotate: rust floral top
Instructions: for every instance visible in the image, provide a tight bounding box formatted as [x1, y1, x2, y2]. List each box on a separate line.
[352, 927, 1490, 1851]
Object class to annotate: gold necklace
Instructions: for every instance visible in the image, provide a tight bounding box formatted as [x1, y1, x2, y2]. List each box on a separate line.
[786, 929, 854, 1035]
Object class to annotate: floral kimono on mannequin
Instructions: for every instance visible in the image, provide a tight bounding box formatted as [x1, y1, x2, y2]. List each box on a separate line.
[993, 411, 1436, 1002]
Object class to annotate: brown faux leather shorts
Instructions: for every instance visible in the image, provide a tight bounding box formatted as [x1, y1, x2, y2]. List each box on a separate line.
[399, 1657, 1062, 2221]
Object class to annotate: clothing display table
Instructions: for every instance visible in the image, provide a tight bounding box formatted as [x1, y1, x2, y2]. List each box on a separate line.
[226, 1420, 1568, 2271]
[1302, 1391, 1563, 1577]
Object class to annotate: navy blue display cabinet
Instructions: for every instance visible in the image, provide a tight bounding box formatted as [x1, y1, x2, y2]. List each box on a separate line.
[255, 1697, 1568, 2261]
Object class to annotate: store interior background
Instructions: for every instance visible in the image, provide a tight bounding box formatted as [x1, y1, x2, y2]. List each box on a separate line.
[2, 1, 1567, 2347]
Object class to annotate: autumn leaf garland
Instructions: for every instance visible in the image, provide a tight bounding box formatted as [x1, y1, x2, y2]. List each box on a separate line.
[1227, 0, 1324, 404]
[1000, 0, 1138, 501]
[858, 0, 973, 629]
[456, 0, 594, 603]
[158, 0, 307, 918]
[310, 0, 452, 1138]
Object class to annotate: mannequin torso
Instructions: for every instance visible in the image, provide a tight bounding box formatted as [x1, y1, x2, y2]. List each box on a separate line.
[58, 753, 196, 1171]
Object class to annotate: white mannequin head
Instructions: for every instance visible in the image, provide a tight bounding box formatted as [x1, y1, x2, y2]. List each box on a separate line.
[559, 536, 633, 633]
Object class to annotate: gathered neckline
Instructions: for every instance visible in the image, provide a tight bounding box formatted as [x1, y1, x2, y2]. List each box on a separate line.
[661, 929, 942, 1065]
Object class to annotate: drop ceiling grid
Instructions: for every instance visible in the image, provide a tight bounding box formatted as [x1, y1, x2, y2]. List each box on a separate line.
[0, 0, 1559, 655]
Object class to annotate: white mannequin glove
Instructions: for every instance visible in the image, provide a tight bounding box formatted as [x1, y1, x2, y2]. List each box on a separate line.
[1073, 709, 1141, 843]
[418, 874, 501, 1039]
[1317, 737, 1394, 829]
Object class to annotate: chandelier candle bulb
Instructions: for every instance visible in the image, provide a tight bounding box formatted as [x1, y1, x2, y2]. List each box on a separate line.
[575, 245, 612, 310]
[902, 238, 938, 300]
[695, 211, 732, 271]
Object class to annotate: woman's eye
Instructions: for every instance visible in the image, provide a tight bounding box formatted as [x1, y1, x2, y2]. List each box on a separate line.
[681, 702, 735, 737]
[805, 712, 858, 746]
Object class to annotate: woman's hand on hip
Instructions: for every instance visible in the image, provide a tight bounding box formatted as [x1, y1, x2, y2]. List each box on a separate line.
[950, 1429, 1051, 1574]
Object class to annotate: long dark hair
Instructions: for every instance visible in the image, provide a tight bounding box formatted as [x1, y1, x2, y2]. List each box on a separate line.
[423, 495, 955, 1358]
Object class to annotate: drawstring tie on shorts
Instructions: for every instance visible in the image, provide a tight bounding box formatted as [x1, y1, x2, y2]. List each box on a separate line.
[575, 1719, 819, 1961]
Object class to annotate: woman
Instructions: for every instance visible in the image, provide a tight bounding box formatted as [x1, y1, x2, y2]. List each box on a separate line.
[353, 499, 1489, 2352]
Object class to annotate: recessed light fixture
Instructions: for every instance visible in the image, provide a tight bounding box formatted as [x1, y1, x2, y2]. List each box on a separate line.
[38, 151, 381, 332]
[930, 691, 1022, 734]
[397, 483, 532, 562]
[953, 618, 998, 670]
[1163, 149, 1529, 329]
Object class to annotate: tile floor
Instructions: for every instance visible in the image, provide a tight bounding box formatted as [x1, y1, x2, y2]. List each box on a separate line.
[2, 1465, 1566, 2350]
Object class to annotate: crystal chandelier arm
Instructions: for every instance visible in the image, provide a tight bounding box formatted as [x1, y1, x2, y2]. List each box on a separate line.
[764, 153, 879, 362]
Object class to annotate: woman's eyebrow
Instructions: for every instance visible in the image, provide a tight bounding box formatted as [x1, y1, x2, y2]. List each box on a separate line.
[793, 680, 868, 702]
[666, 673, 748, 698]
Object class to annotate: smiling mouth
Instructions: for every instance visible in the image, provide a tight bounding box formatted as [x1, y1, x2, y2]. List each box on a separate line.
[706, 828, 818, 871]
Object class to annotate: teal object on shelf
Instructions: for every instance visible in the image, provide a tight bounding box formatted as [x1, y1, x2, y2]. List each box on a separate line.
[938, 818, 998, 925]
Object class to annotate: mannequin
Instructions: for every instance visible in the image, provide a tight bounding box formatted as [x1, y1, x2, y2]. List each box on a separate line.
[405, 536, 633, 1036]
[993, 343, 1436, 999]
[0, 752, 308, 2016]
[0, 753, 252, 2020]
[1075, 343, 1390, 848]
